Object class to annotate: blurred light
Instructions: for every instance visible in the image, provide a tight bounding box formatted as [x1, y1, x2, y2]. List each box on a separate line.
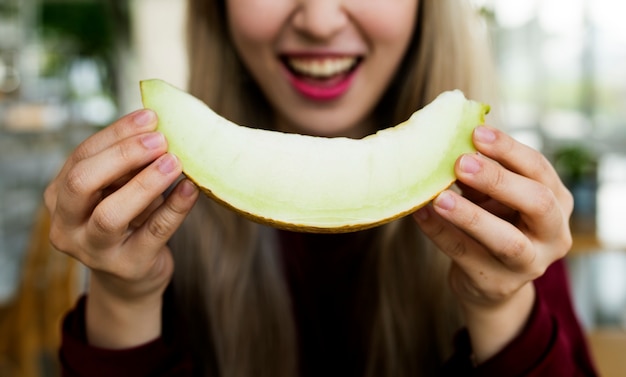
[0, 61, 21, 93]
[597, 154, 626, 248]
[0, 254, 19, 305]
[598, 154, 626, 183]
[131, 0, 188, 90]
[3, 103, 68, 131]
[501, 102, 540, 130]
[69, 59, 102, 97]
[590, 0, 626, 43]
[80, 95, 117, 126]
[541, 38, 584, 77]
[540, 110, 592, 140]
[538, 0, 585, 35]
[470, 0, 490, 8]
[511, 130, 543, 151]
[493, 0, 537, 29]
[593, 251, 626, 323]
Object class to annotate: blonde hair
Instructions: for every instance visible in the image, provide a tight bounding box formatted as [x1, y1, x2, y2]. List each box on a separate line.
[172, 0, 495, 375]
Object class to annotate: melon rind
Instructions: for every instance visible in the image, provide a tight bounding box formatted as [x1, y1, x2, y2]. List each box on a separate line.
[140, 79, 490, 233]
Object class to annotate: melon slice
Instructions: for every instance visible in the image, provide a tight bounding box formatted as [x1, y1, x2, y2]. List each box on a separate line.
[140, 79, 490, 233]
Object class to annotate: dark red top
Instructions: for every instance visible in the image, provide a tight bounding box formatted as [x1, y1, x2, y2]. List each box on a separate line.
[59, 231, 598, 376]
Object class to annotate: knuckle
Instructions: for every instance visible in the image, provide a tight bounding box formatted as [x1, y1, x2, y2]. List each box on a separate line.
[498, 236, 530, 264]
[465, 210, 482, 230]
[447, 240, 468, 259]
[530, 153, 551, 177]
[146, 215, 173, 240]
[43, 184, 57, 212]
[561, 187, 575, 217]
[48, 224, 90, 266]
[555, 228, 573, 260]
[561, 231, 573, 256]
[531, 187, 556, 217]
[64, 165, 91, 198]
[112, 120, 130, 140]
[91, 206, 123, 235]
[115, 139, 136, 164]
[167, 195, 192, 217]
[133, 175, 154, 196]
[145, 198, 189, 241]
[486, 166, 507, 194]
[48, 223, 71, 254]
[72, 142, 92, 164]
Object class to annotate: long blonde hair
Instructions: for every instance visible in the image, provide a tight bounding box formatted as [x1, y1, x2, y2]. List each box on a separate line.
[171, 0, 495, 376]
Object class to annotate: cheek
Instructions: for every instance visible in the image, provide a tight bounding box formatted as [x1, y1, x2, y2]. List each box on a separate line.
[227, 0, 292, 47]
[350, 0, 418, 45]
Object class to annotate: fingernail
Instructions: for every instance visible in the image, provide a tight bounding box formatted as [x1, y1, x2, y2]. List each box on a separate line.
[460, 154, 481, 174]
[157, 154, 178, 174]
[141, 132, 165, 149]
[435, 191, 455, 211]
[474, 126, 496, 144]
[133, 109, 156, 126]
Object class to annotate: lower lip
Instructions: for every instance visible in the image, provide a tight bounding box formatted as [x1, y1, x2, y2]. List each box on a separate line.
[285, 67, 357, 102]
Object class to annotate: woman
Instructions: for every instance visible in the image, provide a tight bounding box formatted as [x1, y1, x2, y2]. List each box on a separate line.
[45, 0, 598, 376]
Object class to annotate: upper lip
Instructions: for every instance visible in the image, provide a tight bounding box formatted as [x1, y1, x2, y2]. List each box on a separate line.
[279, 53, 363, 78]
[279, 49, 365, 59]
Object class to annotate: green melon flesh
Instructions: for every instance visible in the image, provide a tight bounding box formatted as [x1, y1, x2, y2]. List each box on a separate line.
[140, 79, 490, 233]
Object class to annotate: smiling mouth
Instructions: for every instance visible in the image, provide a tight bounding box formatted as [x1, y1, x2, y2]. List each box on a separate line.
[280, 55, 362, 101]
[282, 56, 361, 79]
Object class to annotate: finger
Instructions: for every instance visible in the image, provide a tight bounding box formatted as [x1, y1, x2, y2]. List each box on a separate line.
[455, 153, 565, 238]
[431, 190, 536, 270]
[52, 110, 158, 189]
[130, 178, 199, 252]
[85, 153, 182, 248]
[456, 182, 518, 221]
[55, 131, 169, 227]
[72, 110, 158, 166]
[414, 204, 491, 264]
[473, 126, 563, 191]
[456, 181, 490, 203]
[476, 200, 519, 223]
[447, 262, 529, 306]
[102, 167, 143, 198]
[414, 206, 530, 302]
[130, 195, 165, 230]
[45, 110, 158, 213]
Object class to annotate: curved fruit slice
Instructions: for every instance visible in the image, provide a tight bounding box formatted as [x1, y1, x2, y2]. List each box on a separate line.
[140, 79, 490, 233]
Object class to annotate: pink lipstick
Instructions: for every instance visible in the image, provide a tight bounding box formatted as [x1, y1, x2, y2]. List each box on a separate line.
[282, 56, 360, 101]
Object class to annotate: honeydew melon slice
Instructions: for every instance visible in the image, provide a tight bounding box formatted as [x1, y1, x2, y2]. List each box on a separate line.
[140, 79, 490, 233]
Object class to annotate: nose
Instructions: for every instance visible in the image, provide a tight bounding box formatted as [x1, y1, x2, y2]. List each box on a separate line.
[292, 0, 348, 40]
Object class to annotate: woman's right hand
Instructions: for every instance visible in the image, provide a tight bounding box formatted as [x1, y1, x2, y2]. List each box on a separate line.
[44, 109, 199, 348]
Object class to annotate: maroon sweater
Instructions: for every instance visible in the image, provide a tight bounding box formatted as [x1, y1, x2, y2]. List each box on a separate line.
[59, 231, 598, 376]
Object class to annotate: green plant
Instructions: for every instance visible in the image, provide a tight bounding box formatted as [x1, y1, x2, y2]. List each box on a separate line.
[554, 144, 597, 184]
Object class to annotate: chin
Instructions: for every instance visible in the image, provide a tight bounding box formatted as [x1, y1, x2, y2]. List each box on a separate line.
[294, 122, 364, 139]
[281, 111, 371, 139]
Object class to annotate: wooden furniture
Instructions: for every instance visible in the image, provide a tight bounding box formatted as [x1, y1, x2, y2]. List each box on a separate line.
[570, 230, 626, 377]
[0, 208, 80, 377]
[588, 329, 626, 377]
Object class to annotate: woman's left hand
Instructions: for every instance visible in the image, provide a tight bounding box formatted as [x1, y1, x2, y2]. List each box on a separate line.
[413, 125, 574, 363]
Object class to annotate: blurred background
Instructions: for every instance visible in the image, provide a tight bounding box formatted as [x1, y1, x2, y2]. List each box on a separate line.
[0, 0, 625, 375]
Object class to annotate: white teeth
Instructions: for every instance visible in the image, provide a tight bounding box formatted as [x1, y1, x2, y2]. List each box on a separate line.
[287, 57, 357, 78]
